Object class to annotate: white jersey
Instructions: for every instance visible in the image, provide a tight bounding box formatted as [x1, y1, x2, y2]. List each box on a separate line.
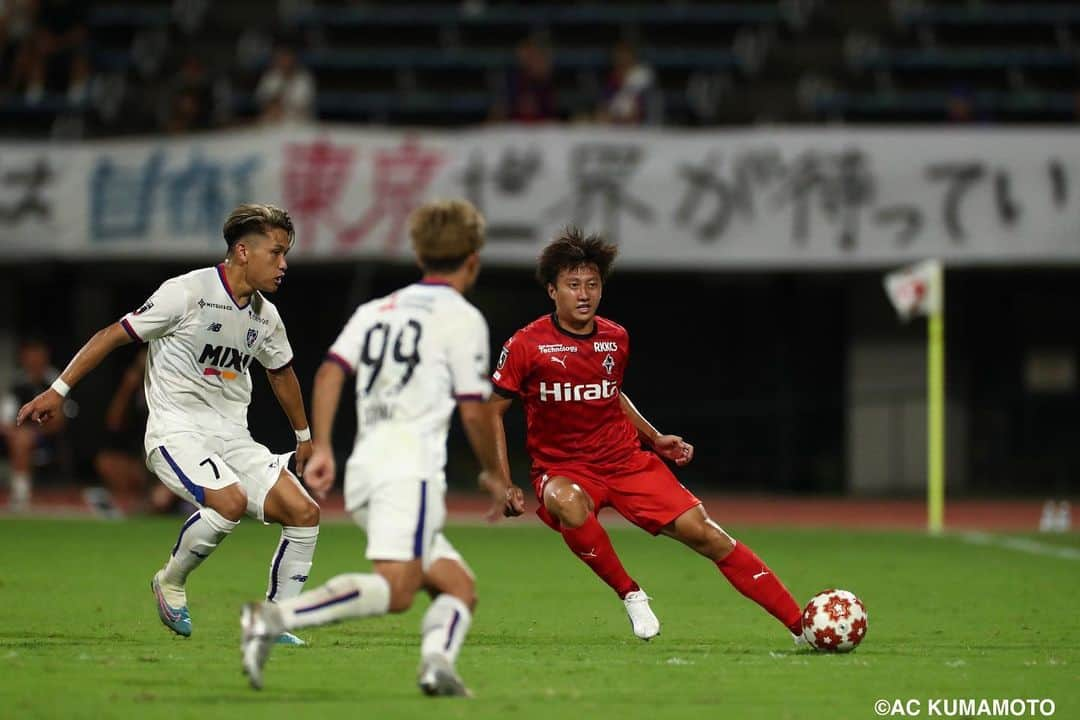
[120, 264, 293, 452]
[327, 280, 491, 494]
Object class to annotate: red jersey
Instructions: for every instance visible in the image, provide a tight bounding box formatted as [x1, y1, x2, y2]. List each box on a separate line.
[492, 313, 641, 475]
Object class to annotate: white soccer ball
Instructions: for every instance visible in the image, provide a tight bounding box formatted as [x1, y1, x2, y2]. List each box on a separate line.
[801, 588, 868, 652]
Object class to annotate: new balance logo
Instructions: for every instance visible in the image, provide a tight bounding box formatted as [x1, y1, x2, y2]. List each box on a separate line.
[290, 574, 309, 583]
[206, 322, 222, 332]
[752, 569, 769, 580]
[551, 356, 567, 368]
[578, 548, 598, 559]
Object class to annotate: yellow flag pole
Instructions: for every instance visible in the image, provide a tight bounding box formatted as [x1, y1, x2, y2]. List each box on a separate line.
[927, 263, 945, 535]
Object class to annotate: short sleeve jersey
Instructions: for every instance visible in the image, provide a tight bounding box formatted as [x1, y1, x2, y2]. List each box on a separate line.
[327, 281, 491, 478]
[492, 314, 640, 474]
[120, 264, 293, 448]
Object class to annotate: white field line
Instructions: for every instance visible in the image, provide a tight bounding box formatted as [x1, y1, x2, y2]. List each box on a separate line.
[954, 531, 1080, 561]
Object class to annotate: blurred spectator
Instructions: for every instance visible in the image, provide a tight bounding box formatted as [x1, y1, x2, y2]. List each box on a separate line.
[159, 53, 214, 134]
[21, 0, 90, 104]
[87, 347, 176, 517]
[0, 0, 37, 96]
[1, 337, 69, 511]
[254, 43, 316, 125]
[490, 35, 558, 124]
[597, 40, 659, 125]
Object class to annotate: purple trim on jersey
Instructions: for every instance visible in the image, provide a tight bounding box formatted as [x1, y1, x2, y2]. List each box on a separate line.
[412, 480, 428, 558]
[550, 312, 597, 340]
[444, 609, 462, 651]
[267, 357, 293, 373]
[266, 539, 289, 602]
[454, 393, 485, 402]
[325, 351, 354, 374]
[295, 589, 360, 614]
[416, 279, 452, 287]
[158, 445, 206, 505]
[171, 511, 202, 556]
[216, 263, 250, 310]
[120, 318, 143, 343]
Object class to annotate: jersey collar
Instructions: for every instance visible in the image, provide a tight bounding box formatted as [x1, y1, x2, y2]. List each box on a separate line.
[216, 263, 251, 310]
[550, 312, 597, 339]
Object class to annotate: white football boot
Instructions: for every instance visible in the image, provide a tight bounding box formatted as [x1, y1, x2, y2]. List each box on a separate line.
[623, 590, 660, 640]
[241, 602, 285, 690]
[418, 654, 472, 698]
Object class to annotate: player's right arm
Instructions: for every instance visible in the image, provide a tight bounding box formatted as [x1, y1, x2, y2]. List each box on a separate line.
[17, 322, 133, 427]
[477, 393, 524, 520]
[302, 357, 348, 499]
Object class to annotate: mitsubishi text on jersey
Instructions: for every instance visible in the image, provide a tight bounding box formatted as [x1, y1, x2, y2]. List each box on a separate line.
[120, 264, 293, 451]
[492, 314, 639, 473]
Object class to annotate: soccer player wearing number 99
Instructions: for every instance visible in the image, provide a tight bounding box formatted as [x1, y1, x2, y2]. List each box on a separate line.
[16, 204, 320, 645]
[483, 228, 807, 646]
[240, 199, 525, 696]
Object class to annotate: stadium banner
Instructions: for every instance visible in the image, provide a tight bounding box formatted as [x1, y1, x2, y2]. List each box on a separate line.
[4, 126, 1080, 267]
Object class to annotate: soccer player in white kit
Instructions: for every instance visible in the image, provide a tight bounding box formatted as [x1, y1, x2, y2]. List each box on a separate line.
[17, 204, 320, 644]
[240, 199, 525, 696]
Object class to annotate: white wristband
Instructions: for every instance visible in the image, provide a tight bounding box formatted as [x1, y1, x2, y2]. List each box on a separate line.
[51, 378, 71, 398]
[295, 426, 311, 443]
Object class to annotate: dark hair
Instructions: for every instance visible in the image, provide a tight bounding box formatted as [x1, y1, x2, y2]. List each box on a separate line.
[222, 204, 295, 251]
[536, 227, 617, 287]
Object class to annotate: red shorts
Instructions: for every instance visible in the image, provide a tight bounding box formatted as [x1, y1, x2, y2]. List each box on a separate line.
[532, 451, 701, 535]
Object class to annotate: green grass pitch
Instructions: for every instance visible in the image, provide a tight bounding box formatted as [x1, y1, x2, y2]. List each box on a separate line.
[1, 517, 1077, 719]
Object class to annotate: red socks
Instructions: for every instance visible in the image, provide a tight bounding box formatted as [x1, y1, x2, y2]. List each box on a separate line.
[560, 514, 639, 599]
[716, 541, 803, 635]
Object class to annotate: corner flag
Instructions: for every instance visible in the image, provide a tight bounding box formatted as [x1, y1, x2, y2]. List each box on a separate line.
[884, 259, 945, 535]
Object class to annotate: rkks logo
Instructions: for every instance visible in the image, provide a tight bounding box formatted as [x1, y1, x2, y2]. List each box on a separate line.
[594, 341, 618, 352]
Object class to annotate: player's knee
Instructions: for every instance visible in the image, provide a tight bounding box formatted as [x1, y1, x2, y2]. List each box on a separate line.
[209, 485, 247, 521]
[289, 499, 319, 527]
[388, 583, 418, 613]
[546, 484, 591, 527]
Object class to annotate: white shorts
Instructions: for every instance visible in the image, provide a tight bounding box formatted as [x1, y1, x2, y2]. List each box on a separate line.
[147, 432, 295, 521]
[348, 472, 470, 575]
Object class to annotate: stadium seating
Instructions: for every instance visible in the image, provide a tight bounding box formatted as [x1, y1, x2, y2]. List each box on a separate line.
[2, 1, 1077, 137]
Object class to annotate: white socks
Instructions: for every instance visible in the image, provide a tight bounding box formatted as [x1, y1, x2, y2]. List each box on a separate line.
[266, 525, 319, 603]
[420, 594, 472, 666]
[277, 573, 391, 630]
[10, 472, 30, 507]
[161, 508, 238, 589]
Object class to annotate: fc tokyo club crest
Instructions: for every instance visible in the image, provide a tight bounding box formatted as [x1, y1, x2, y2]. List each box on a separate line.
[602, 353, 615, 375]
[246, 328, 258, 348]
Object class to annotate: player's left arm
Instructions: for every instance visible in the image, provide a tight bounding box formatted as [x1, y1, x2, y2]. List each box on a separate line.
[619, 392, 693, 466]
[264, 364, 312, 477]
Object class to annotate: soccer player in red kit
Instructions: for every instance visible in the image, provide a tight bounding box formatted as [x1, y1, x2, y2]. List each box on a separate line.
[483, 227, 806, 644]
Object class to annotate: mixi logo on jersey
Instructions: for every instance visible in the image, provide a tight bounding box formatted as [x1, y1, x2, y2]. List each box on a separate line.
[198, 343, 253, 381]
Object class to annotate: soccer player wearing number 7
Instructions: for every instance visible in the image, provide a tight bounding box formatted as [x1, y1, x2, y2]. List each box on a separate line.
[483, 228, 806, 644]
[16, 204, 320, 645]
[241, 199, 526, 696]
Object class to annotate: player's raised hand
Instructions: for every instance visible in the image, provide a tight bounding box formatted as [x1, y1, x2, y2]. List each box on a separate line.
[653, 434, 694, 466]
[479, 470, 526, 521]
[16, 389, 63, 428]
[302, 445, 336, 499]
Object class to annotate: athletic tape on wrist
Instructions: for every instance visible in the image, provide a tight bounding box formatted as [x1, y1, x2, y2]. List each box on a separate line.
[295, 426, 312, 443]
[51, 378, 71, 397]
